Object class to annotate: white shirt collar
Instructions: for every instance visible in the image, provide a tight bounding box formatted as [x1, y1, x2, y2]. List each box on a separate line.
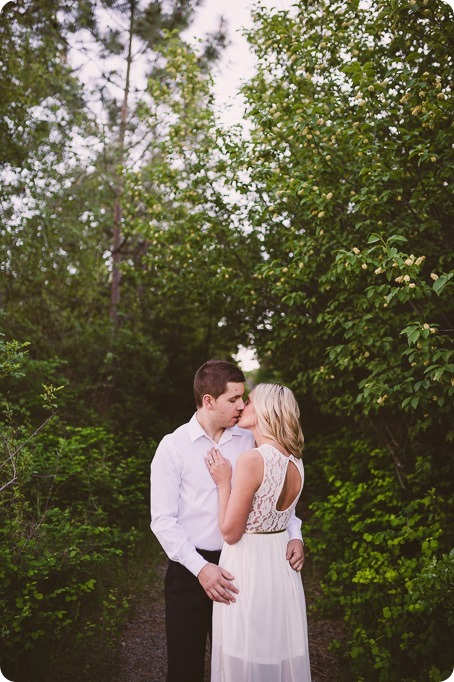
[188, 413, 243, 445]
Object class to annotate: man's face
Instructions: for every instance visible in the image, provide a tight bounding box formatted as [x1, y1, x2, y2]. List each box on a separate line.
[211, 382, 245, 428]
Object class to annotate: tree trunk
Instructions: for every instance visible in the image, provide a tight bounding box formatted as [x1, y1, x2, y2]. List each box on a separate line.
[110, 0, 136, 327]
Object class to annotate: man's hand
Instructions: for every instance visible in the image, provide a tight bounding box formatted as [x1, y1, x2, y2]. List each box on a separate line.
[198, 563, 239, 604]
[286, 539, 305, 572]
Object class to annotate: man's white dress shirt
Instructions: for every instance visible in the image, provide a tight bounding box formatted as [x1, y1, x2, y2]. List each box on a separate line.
[150, 414, 303, 577]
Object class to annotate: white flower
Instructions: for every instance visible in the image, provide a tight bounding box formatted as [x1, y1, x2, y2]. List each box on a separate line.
[430, 273, 439, 281]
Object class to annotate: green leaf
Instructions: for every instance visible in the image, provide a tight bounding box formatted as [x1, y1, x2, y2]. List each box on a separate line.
[433, 273, 452, 295]
[388, 235, 408, 244]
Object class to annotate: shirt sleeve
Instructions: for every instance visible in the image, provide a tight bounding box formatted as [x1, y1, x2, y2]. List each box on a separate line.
[150, 436, 208, 577]
[286, 510, 304, 544]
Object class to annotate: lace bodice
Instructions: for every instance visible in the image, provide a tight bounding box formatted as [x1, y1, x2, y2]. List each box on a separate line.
[245, 443, 304, 533]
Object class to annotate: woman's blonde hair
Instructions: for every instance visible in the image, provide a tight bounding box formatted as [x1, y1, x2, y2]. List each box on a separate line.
[251, 383, 304, 457]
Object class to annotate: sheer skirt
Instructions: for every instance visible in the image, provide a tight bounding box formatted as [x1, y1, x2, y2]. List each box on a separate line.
[211, 531, 311, 682]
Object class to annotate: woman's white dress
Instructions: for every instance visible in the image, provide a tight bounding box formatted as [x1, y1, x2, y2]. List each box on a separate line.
[211, 443, 311, 682]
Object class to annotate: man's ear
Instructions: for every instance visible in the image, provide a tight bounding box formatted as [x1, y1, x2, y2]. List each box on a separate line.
[202, 393, 215, 410]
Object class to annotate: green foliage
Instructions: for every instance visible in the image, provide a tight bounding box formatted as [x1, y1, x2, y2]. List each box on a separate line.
[312, 233, 453, 431]
[231, 0, 453, 407]
[0, 340, 151, 677]
[0, 0, 87, 170]
[0, 336, 30, 379]
[305, 436, 453, 681]
[1, 22, 240, 442]
[123, 35, 251, 371]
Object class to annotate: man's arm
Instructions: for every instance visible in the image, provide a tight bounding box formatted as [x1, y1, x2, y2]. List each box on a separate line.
[150, 437, 206, 576]
[150, 439, 237, 603]
[286, 538, 305, 571]
[286, 511, 305, 571]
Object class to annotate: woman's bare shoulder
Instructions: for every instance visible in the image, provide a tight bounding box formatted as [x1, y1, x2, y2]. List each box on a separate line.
[235, 449, 264, 488]
[237, 448, 263, 472]
[238, 448, 263, 462]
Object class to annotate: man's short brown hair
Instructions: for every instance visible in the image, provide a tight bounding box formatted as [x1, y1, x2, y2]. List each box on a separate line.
[193, 360, 245, 408]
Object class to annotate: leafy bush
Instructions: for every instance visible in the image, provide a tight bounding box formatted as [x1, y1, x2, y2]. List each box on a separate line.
[0, 337, 153, 679]
[305, 435, 453, 681]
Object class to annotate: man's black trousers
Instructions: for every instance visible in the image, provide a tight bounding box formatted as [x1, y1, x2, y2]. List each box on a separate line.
[164, 549, 221, 682]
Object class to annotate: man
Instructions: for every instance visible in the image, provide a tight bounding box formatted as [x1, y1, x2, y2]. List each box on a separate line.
[150, 360, 304, 682]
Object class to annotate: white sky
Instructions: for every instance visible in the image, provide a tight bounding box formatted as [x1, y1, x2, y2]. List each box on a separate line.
[184, 0, 295, 125]
[235, 345, 260, 372]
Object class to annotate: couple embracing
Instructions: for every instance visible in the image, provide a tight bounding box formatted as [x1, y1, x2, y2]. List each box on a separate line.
[150, 360, 311, 682]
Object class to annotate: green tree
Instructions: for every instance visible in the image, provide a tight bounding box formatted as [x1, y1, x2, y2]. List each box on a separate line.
[122, 35, 255, 422]
[212, 0, 454, 678]
[1, 0, 229, 435]
[234, 0, 453, 425]
[0, 0, 89, 172]
[71, 0, 227, 326]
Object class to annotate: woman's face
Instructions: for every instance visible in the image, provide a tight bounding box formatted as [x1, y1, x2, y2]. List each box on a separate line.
[237, 391, 256, 430]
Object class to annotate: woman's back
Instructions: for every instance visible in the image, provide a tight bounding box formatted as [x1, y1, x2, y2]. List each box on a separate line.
[245, 443, 304, 533]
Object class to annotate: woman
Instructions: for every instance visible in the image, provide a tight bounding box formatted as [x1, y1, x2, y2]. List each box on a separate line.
[205, 383, 311, 682]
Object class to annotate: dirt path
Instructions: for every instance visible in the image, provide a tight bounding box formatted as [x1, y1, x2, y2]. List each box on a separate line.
[113, 557, 343, 682]
[112, 562, 170, 682]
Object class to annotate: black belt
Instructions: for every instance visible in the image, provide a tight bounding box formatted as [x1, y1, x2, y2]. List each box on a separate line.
[196, 547, 222, 563]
